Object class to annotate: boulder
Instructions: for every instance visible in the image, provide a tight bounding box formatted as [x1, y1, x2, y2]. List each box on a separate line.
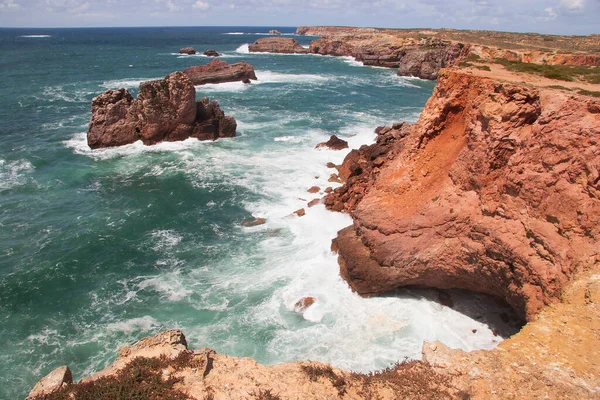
[315, 135, 349, 151]
[243, 217, 267, 227]
[27, 366, 72, 399]
[183, 59, 257, 85]
[87, 72, 236, 149]
[294, 296, 316, 312]
[307, 186, 320, 193]
[203, 49, 220, 57]
[249, 37, 308, 54]
[179, 47, 196, 55]
[294, 208, 306, 217]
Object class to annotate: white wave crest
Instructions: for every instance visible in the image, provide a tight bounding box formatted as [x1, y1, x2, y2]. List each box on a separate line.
[235, 43, 249, 53]
[0, 159, 35, 191]
[20, 34, 51, 38]
[100, 77, 162, 89]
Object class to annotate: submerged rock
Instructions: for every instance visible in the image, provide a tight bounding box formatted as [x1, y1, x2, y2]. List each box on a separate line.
[183, 59, 257, 85]
[87, 72, 236, 149]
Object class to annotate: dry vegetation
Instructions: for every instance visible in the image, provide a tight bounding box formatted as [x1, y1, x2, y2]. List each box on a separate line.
[30, 352, 205, 400]
[302, 359, 469, 399]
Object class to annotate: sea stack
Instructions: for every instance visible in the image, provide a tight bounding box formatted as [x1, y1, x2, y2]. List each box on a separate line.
[87, 72, 236, 149]
[183, 59, 257, 85]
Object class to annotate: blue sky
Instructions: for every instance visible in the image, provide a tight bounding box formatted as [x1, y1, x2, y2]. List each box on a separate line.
[0, 0, 598, 34]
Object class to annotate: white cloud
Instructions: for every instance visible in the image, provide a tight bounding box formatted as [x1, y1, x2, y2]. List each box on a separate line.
[559, 0, 585, 10]
[544, 6, 557, 19]
[192, 0, 208, 9]
[0, 0, 19, 9]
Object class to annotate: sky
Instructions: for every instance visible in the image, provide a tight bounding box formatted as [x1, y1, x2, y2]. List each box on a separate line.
[0, 0, 598, 35]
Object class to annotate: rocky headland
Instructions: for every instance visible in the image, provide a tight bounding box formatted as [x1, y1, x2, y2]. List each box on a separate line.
[248, 37, 308, 54]
[295, 26, 600, 80]
[87, 72, 237, 149]
[183, 59, 257, 85]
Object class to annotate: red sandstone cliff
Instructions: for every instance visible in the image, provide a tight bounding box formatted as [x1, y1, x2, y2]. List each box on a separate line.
[327, 70, 600, 322]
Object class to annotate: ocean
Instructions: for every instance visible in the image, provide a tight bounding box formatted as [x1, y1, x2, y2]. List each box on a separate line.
[0, 26, 517, 399]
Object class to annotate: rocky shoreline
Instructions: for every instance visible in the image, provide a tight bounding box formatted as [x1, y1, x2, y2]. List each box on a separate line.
[31, 27, 600, 399]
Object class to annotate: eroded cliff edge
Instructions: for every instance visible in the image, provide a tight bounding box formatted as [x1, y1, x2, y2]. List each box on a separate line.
[328, 70, 600, 322]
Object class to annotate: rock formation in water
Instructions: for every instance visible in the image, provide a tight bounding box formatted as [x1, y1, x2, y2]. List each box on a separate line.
[315, 135, 349, 150]
[203, 49, 220, 57]
[179, 47, 196, 55]
[87, 72, 236, 149]
[327, 70, 600, 323]
[248, 37, 308, 54]
[269, 29, 282, 35]
[183, 59, 257, 85]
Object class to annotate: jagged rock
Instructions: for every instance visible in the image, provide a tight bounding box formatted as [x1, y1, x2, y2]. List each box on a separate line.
[307, 186, 320, 193]
[315, 135, 349, 150]
[183, 59, 257, 85]
[27, 366, 72, 399]
[324, 123, 412, 212]
[203, 49, 220, 57]
[179, 47, 196, 55]
[294, 208, 306, 217]
[87, 72, 236, 149]
[249, 37, 308, 54]
[330, 70, 600, 322]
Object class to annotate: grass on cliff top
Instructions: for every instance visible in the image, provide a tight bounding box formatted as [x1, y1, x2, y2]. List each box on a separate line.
[31, 352, 205, 400]
[492, 58, 600, 84]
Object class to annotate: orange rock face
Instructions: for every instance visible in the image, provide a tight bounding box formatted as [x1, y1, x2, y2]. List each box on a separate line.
[331, 70, 600, 321]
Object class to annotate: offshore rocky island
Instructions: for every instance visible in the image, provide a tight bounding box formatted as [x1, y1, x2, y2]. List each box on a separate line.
[29, 26, 600, 399]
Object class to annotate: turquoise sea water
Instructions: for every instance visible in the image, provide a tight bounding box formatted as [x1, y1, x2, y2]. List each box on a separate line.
[0, 27, 518, 399]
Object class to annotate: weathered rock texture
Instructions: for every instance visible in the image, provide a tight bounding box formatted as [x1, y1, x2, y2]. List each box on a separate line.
[87, 72, 236, 149]
[183, 59, 257, 85]
[328, 70, 600, 322]
[248, 37, 308, 54]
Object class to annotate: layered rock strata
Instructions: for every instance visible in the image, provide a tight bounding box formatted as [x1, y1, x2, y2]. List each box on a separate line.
[87, 72, 236, 149]
[327, 70, 600, 322]
[183, 59, 257, 85]
[248, 37, 308, 54]
[297, 26, 600, 79]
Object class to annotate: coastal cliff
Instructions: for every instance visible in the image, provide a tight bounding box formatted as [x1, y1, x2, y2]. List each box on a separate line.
[328, 70, 600, 322]
[296, 26, 600, 79]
